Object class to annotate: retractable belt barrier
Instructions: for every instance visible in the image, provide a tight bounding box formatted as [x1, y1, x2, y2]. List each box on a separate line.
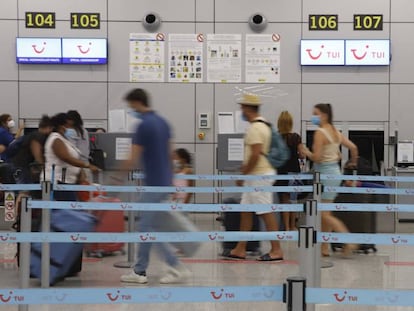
[2, 173, 414, 310]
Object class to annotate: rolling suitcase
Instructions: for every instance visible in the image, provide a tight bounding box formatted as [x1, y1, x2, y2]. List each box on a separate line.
[85, 196, 125, 258]
[221, 198, 261, 255]
[30, 209, 96, 285]
[331, 159, 380, 254]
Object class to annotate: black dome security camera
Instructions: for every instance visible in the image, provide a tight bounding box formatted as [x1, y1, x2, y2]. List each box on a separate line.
[249, 13, 268, 32]
[143, 12, 161, 31]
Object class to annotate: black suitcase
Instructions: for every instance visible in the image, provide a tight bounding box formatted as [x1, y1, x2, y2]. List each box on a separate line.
[331, 158, 381, 254]
[221, 198, 261, 255]
[332, 192, 378, 254]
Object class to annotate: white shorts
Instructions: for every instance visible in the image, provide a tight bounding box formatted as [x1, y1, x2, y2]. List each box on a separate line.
[241, 170, 276, 215]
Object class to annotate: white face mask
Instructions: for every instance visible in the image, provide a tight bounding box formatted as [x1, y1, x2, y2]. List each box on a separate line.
[7, 120, 15, 129]
[173, 160, 182, 170]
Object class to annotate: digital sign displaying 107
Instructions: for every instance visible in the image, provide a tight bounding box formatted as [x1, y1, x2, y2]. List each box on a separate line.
[308, 14, 384, 31]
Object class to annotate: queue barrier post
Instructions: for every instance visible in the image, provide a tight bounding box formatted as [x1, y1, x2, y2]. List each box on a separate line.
[113, 170, 137, 268]
[284, 277, 306, 311]
[18, 196, 31, 311]
[41, 181, 51, 288]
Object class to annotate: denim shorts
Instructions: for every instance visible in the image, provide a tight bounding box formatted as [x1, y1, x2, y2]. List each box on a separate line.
[313, 162, 341, 201]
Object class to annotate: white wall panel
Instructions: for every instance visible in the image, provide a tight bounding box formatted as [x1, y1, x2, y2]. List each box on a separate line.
[390, 24, 414, 83]
[0, 0, 17, 19]
[215, 23, 302, 83]
[302, 84, 389, 121]
[390, 85, 414, 140]
[0, 21, 18, 80]
[18, 0, 107, 20]
[108, 83, 195, 143]
[0, 82, 18, 123]
[108, 22, 195, 82]
[196, 0, 214, 22]
[303, 0, 390, 22]
[19, 82, 107, 119]
[108, 0, 195, 22]
[391, 0, 414, 22]
[215, 0, 302, 22]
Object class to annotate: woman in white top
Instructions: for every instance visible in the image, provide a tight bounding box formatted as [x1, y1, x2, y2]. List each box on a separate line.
[304, 103, 359, 257]
[44, 113, 98, 201]
[65, 110, 90, 162]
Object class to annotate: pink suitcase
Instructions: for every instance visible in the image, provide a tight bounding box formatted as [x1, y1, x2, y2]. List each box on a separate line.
[85, 196, 125, 258]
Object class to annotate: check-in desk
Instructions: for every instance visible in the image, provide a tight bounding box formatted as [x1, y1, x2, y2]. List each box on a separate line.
[392, 167, 414, 233]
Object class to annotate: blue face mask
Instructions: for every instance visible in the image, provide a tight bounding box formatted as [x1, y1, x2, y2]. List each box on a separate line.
[241, 113, 248, 122]
[64, 128, 77, 139]
[128, 109, 142, 120]
[311, 115, 321, 126]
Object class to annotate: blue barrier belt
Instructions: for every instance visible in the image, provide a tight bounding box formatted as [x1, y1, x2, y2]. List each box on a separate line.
[131, 173, 313, 181]
[0, 231, 298, 243]
[53, 185, 313, 193]
[307, 288, 414, 306]
[324, 186, 414, 195]
[317, 232, 414, 246]
[0, 184, 41, 191]
[0, 285, 283, 305]
[321, 174, 414, 182]
[28, 200, 304, 213]
[319, 203, 414, 212]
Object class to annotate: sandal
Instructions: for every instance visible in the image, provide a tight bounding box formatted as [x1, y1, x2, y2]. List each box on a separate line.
[257, 253, 284, 262]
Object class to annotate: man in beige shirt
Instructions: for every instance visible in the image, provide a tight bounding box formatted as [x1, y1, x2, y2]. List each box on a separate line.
[225, 94, 284, 261]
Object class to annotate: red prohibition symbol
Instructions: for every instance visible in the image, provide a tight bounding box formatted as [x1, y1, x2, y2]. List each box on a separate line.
[156, 33, 165, 41]
[272, 33, 281, 42]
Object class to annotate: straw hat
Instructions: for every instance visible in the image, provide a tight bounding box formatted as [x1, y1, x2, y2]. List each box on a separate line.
[237, 93, 262, 106]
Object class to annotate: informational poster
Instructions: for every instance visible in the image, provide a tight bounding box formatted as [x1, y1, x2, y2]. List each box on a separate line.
[168, 34, 204, 83]
[108, 109, 126, 133]
[129, 33, 165, 82]
[218, 112, 235, 134]
[207, 34, 242, 83]
[397, 142, 414, 163]
[228, 138, 244, 161]
[245, 34, 281, 83]
[115, 137, 132, 160]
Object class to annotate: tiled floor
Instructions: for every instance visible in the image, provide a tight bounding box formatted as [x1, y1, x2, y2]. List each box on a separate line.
[0, 214, 413, 310]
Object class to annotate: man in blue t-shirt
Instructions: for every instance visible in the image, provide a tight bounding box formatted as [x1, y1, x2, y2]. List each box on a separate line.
[120, 88, 190, 285]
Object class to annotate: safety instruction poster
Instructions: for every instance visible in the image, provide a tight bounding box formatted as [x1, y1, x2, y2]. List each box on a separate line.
[129, 33, 165, 82]
[168, 34, 204, 83]
[245, 34, 281, 83]
[207, 34, 242, 83]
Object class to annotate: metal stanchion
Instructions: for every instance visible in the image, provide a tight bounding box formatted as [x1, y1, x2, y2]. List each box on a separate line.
[113, 170, 137, 268]
[41, 181, 51, 288]
[297, 226, 315, 311]
[298, 226, 316, 287]
[284, 277, 306, 311]
[19, 196, 31, 311]
[312, 172, 333, 271]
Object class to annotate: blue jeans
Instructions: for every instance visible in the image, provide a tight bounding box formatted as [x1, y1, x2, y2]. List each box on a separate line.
[134, 192, 179, 274]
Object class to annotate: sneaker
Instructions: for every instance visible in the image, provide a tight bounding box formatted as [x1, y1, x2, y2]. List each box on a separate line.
[159, 265, 191, 284]
[120, 271, 148, 284]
